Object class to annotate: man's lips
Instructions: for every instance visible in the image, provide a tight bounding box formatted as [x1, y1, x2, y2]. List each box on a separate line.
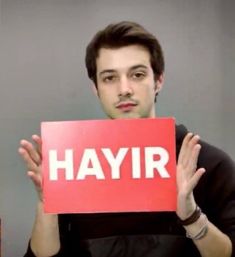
[115, 102, 138, 111]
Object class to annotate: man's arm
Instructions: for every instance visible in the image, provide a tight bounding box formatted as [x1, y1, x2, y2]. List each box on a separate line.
[185, 217, 232, 257]
[176, 133, 232, 257]
[19, 135, 60, 257]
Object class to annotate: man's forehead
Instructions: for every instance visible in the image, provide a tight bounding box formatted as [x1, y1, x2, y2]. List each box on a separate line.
[96, 45, 151, 73]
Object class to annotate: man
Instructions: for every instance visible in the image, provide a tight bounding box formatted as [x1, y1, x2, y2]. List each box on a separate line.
[19, 21, 235, 257]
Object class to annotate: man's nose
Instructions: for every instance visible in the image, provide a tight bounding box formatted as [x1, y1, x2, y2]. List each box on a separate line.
[118, 77, 133, 96]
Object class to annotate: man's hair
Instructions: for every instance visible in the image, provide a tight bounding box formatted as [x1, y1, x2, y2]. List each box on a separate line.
[85, 21, 165, 87]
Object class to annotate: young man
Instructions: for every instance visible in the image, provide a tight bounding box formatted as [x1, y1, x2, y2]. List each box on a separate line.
[19, 21, 235, 257]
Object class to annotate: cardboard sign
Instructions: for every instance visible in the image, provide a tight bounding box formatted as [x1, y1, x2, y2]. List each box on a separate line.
[41, 118, 176, 213]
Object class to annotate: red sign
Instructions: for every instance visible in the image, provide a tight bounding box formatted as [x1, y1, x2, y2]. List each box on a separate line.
[41, 118, 176, 214]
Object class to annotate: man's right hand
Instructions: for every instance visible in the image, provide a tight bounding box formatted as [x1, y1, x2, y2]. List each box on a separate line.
[19, 135, 61, 256]
[18, 135, 43, 201]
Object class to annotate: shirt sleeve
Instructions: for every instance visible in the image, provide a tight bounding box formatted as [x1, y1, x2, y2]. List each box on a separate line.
[23, 242, 35, 257]
[214, 156, 235, 257]
[197, 143, 235, 257]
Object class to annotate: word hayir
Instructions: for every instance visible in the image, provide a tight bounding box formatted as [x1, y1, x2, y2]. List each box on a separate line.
[48, 147, 171, 180]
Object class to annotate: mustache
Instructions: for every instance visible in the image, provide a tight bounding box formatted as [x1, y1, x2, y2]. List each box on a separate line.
[115, 96, 139, 106]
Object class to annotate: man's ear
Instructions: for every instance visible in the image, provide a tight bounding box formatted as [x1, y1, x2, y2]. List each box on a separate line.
[154, 74, 164, 94]
[92, 83, 99, 98]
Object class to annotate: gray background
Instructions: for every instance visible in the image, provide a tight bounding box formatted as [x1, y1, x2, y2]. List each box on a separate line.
[0, 0, 234, 256]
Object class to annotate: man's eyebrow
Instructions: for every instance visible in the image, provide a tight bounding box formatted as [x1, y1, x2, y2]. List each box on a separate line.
[99, 65, 148, 77]
[99, 69, 116, 76]
[129, 64, 148, 71]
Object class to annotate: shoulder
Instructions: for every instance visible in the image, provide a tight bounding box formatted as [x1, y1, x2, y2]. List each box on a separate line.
[176, 124, 235, 218]
[198, 139, 235, 174]
[176, 124, 235, 172]
[176, 124, 235, 200]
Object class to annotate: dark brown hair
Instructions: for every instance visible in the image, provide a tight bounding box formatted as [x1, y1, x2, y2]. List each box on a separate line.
[85, 21, 165, 87]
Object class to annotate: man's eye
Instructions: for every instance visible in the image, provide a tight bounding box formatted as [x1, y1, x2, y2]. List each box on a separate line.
[103, 75, 117, 83]
[132, 72, 146, 80]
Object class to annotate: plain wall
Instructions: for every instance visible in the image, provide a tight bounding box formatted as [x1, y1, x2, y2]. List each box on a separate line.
[0, 0, 234, 256]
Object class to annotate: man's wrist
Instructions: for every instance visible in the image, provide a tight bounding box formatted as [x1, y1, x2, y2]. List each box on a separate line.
[178, 205, 202, 226]
[183, 212, 208, 240]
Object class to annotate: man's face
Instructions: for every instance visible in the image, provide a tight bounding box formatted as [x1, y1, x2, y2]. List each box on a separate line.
[95, 44, 163, 119]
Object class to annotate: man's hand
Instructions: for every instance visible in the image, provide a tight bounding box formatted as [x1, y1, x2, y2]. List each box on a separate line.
[176, 133, 206, 220]
[18, 135, 43, 201]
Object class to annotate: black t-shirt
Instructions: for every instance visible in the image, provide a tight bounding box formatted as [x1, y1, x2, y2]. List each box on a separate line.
[24, 125, 235, 257]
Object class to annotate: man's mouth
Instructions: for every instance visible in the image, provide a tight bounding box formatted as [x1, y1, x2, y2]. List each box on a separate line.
[116, 102, 138, 112]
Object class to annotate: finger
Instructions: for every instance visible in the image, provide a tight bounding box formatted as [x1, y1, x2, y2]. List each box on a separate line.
[18, 147, 38, 172]
[32, 135, 42, 157]
[27, 171, 43, 201]
[188, 168, 206, 191]
[27, 171, 42, 189]
[185, 135, 200, 158]
[178, 133, 194, 164]
[20, 139, 41, 165]
[183, 135, 200, 167]
[188, 144, 201, 172]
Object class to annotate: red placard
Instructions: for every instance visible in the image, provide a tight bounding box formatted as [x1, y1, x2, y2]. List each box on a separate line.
[41, 118, 176, 213]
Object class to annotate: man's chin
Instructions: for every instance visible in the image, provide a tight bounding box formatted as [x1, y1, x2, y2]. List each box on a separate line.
[108, 112, 142, 119]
